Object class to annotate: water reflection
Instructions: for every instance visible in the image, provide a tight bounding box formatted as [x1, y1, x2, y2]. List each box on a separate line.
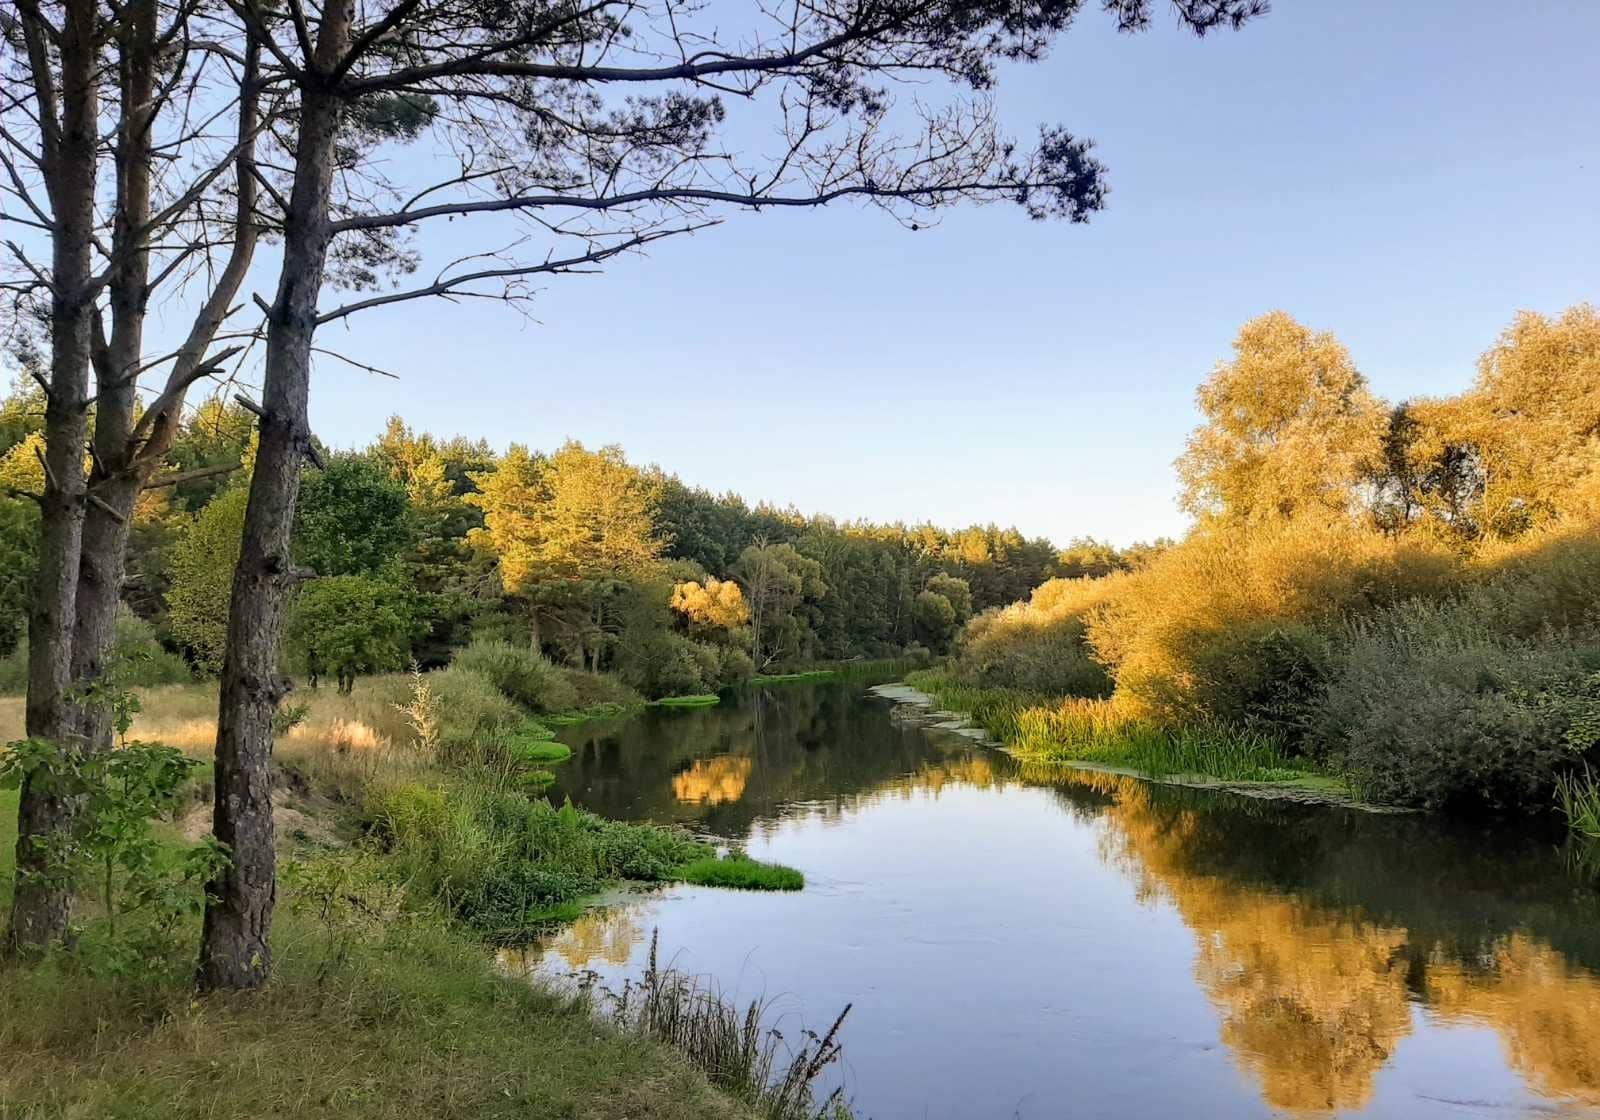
[545, 682, 1600, 1118]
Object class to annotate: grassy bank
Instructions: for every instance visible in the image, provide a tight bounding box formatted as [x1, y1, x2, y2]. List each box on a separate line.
[0, 910, 755, 1120]
[904, 669, 1329, 787]
[750, 656, 930, 688]
[0, 664, 835, 1120]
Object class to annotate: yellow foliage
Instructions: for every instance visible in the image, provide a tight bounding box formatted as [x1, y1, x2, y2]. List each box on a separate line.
[1177, 311, 1387, 524]
[669, 577, 749, 631]
[1085, 518, 1459, 724]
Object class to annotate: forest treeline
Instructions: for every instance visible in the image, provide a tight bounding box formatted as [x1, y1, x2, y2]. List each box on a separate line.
[0, 399, 1149, 702]
[937, 304, 1600, 815]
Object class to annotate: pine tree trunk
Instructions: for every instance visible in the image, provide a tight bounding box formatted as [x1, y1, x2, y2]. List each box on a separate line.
[70, 0, 157, 761]
[197, 12, 350, 988]
[8, 0, 99, 954]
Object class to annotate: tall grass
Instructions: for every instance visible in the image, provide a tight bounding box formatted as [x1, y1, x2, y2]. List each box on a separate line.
[603, 932, 851, 1120]
[906, 669, 1303, 783]
[0, 907, 758, 1120]
[1556, 765, 1600, 839]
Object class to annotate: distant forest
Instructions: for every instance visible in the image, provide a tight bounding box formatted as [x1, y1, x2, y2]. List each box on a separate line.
[0, 399, 1152, 700]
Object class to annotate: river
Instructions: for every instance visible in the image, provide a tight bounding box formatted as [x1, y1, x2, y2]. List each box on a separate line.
[522, 679, 1600, 1119]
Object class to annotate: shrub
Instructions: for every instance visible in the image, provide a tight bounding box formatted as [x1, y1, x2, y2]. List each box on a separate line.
[615, 630, 732, 699]
[1313, 594, 1600, 810]
[427, 665, 526, 749]
[368, 787, 709, 940]
[1087, 519, 1459, 726]
[451, 639, 580, 713]
[559, 666, 644, 710]
[0, 610, 191, 694]
[951, 576, 1118, 697]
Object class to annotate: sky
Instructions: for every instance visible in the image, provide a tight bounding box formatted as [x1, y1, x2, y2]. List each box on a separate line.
[237, 0, 1600, 546]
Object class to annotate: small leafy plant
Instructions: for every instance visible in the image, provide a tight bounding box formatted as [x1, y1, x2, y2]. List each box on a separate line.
[0, 737, 227, 973]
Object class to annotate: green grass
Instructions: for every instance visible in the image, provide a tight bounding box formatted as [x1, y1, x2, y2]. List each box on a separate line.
[0, 909, 756, 1120]
[511, 739, 573, 764]
[543, 701, 641, 726]
[654, 694, 721, 708]
[749, 670, 838, 686]
[676, 855, 804, 892]
[1557, 765, 1600, 839]
[750, 656, 928, 688]
[905, 669, 1317, 785]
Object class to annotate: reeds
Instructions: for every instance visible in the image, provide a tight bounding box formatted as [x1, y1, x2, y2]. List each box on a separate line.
[908, 670, 1301, 782]
[1556, 765, 1600, 839]
[603, 932, 852, 1120]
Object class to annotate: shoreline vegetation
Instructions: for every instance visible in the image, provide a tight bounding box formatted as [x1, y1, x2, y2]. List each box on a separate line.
[0, 651, 852, 1120]
[904, 307, 1600, 833]
[886, 676, 1389, 811]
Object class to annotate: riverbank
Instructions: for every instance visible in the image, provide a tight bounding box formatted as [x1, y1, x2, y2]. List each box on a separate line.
[890, 672, 1392, 811]
[0, 674, 833, 1120]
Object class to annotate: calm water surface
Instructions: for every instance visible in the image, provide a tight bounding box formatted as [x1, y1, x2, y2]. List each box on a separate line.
[521, 680, 1600, 1119]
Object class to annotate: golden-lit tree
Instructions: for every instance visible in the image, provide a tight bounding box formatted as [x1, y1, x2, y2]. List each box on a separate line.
[468, 442, 664, 658]
[670, 577, 751, 634]
[1179, 312, 1388, 524]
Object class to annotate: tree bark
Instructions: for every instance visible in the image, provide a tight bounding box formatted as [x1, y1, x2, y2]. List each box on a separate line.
[70, 0, 158, 760]
[9, 0, 100, 953]
[198, 10, 351, 990]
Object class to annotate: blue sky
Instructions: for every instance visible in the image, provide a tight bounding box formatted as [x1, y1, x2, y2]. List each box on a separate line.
[296, 0, 1600, 546]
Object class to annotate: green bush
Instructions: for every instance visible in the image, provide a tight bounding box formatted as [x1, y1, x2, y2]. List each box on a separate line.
[0, 609, 191, 694]
[559, 666, 644, 710]
[451, 639, 580, 713]
[287, 575, 416, 693]
[953, 577, 1117, 697]
[1313, 594, 1600, 810]
[427, 665, 526, 749]
[367, 786, 709, 940]
[614, 630, 720, 699]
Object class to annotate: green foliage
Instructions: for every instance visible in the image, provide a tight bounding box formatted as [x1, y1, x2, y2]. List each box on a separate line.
[1556, 765, 1600, 841]
[0, 496, 39, 656]
[1, 785, 17, 911]
[165, 486, 248, 672]
[295, 455, 415, 578]
[0, 609, 190, 695]
[736, 541, 826, 668]
[0, 738, 227, 971]
[368, 787, 709, 942]
[1311, 593, 1600, 811]
[676, 855, 803, 891]
[450, 638, 580, 713]
[288, 575, 417, 692]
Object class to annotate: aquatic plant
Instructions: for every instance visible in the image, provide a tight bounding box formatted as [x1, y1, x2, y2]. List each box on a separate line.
[677, 855, 804, 892]
[655, 694, 722, 708]
[604, 932, 853, 1120]
[1556, 765, 1600, 839]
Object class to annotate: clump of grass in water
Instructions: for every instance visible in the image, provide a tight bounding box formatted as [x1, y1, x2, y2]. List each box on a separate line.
[677, 855, 803, 891]
[1556, 765, 1600, 839]
[654, 694, 722, 708]
[604, 932, 853, 1120]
